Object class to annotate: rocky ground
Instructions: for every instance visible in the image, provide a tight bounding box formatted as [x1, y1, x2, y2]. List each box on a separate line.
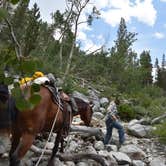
[0, 115, 165, 166]
[0, 91, 166, 166]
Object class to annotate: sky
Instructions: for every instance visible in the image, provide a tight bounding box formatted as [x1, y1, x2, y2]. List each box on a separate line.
[29, 0, 166, 66]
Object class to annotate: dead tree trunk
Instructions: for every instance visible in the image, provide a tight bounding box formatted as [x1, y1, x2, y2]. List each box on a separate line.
[70, 125, 104, 140]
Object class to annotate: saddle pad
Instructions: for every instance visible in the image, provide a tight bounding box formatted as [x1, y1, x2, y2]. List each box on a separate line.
[33, 76, 50, 85]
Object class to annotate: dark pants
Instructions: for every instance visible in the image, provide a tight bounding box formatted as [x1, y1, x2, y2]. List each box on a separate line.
[104, 116, 125, 145]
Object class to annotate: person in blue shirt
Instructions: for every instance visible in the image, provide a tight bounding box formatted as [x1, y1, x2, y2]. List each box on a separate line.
[103, 97, 125, 148]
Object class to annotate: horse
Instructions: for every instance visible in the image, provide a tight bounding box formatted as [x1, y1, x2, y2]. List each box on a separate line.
[0, 83, 71, 166]
[70, 97, 93, 126]
[0, 83, 93, 166]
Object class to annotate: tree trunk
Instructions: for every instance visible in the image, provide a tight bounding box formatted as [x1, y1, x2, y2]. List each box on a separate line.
[70, 125, 104, 140]
[63, 41, 75, 80]
[59, 44, 63, 71]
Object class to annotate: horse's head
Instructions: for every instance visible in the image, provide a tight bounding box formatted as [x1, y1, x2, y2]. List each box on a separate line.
[86, 101, 94, 125]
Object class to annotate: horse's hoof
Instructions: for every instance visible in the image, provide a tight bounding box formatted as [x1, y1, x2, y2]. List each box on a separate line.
[10, 160, 21, 166]
[10, 154, 21, 166]
[47, 159, 54, 166]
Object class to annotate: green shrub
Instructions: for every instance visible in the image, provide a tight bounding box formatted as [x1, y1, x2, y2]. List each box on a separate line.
[118, 104, 136, 121]
[152, 121, 166, 144]
[62, 77, 75, 94]
[142, 86, 164, 98]
[132, 105, 147, 119]
[62, 76, 89, 95]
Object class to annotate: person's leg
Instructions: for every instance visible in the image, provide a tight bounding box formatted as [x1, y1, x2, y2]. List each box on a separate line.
[112, 121, 125, 144]
[103, 118, 113, 145]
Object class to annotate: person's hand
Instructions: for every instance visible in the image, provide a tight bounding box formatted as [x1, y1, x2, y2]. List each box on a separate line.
[111, 115, 117, 121]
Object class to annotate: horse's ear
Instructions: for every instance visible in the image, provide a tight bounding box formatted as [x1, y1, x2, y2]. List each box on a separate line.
[89, 101, 94, 108]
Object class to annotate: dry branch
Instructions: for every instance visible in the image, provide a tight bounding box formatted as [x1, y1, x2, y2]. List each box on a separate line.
[151, 113, 166, 125]
[5, 18, 22, 60]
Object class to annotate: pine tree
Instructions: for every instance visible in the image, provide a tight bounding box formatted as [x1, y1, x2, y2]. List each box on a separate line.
[109, 17, 137, 92]
[161, 54, 166, 69]
[139, 50, 153, 86]
[154, 58, 159, 83]
[156, 54, 166, 91]
[22, 3, 41, 56]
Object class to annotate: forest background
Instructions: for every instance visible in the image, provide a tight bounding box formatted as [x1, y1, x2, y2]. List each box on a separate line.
[0, 0, 166, 144]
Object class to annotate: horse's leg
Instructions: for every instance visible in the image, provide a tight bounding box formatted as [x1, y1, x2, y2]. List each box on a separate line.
[10, 132, 35, 166]
[60, 137, 64, 153]
[48, 131, 62, 166]
[9, 128, 21, 166]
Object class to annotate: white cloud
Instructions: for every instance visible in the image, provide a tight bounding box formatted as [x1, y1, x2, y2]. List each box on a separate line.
[160, 0, 166, 2]
[29, 0, 66, 23]
[29, 0, 158, 53]
[75, 0, 157, 52]
[80, 37, 102, 54]
[153, 32, 165, 39]
[77, 30, 103, 54]
[101, 0, 157, 27]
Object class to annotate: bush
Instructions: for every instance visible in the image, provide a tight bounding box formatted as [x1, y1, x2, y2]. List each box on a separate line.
[143, 86, 164, 98]
[118, 104, 136, 121]
[132, 105, 147, 119]
[152, 121, 166, 144]
[62, 76, 89, 95]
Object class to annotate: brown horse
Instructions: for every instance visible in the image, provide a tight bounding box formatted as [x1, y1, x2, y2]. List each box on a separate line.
[0, 84, 93, 166]
[71, 97, 93, 126]
[4, 85, 71, 166]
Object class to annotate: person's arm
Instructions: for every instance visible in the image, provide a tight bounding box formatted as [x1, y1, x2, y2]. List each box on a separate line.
[108, 102, 118, 121]
[111, 114, 117, 121]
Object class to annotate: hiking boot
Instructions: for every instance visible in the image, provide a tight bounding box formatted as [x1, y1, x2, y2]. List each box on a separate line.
[117, 142, 124, 151]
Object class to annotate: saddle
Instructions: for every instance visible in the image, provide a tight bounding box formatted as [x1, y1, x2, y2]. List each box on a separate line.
[44, 85, 63, 111]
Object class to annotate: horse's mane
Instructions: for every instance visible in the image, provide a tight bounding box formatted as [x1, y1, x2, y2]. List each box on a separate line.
[74, 97, 89, 110]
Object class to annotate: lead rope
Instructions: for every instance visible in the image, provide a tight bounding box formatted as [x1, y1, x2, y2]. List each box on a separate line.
[35, 96, 61, 166]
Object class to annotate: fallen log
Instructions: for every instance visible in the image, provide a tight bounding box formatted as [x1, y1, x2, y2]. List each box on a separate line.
[31, 145, 109, 166]
[30, 145, 52, 155]
[70, 125, 104, 140]
[151, 113, 166, 125]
